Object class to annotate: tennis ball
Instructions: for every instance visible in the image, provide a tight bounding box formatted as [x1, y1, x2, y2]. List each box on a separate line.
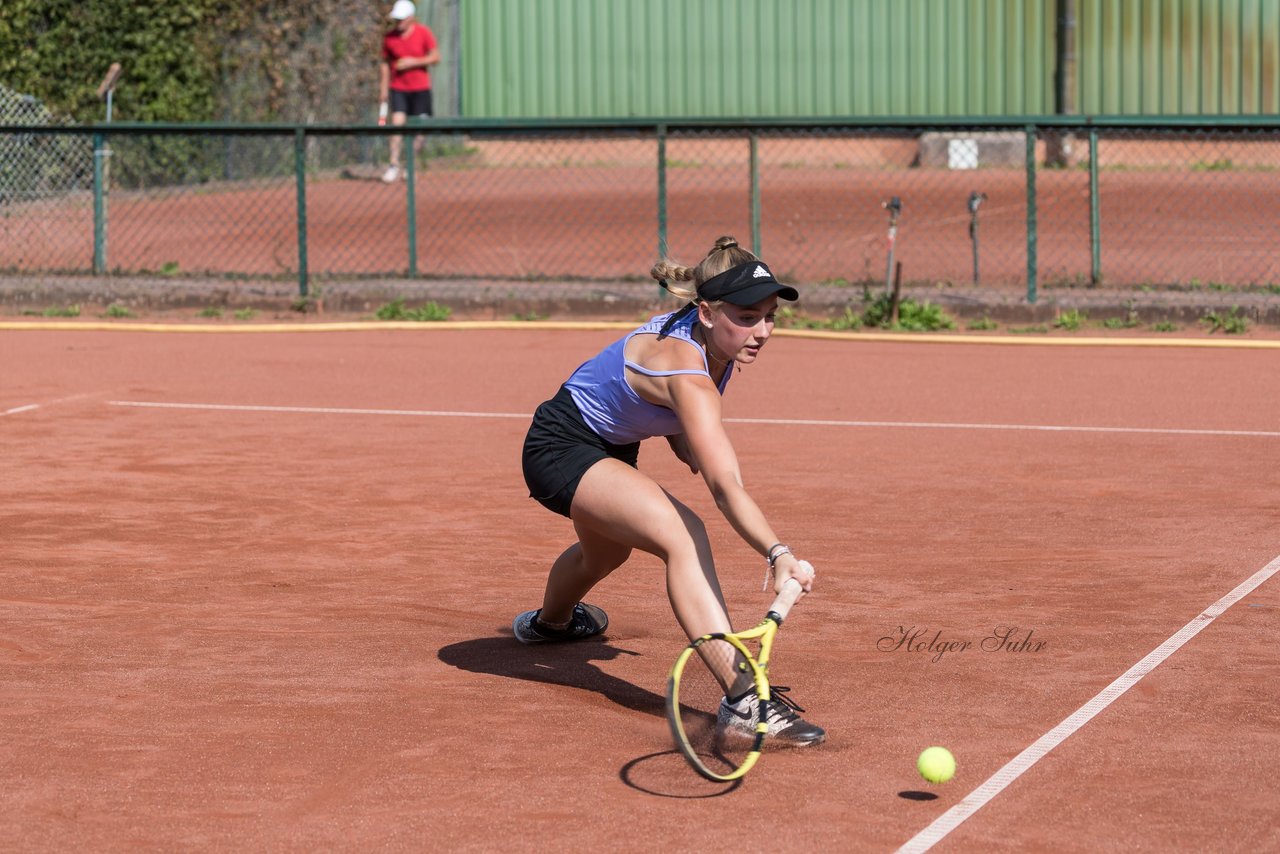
[917, 746, 956, 784]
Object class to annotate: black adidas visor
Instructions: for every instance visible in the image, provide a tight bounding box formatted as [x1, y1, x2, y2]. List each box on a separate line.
[699, 262, 799, 305]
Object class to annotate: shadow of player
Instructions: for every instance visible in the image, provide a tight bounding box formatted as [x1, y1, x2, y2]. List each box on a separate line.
[437, 633, 665, 718]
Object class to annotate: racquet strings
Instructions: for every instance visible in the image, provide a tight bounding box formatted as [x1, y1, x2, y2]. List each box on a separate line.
[674, 637, 757, 776]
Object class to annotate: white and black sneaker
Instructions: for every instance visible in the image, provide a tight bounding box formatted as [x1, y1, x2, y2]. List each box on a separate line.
[717, 686, 826, 746]
[512, 603, 609, 644]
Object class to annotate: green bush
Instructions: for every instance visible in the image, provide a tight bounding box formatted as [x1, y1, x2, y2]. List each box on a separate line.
[0, 0, 233, 123]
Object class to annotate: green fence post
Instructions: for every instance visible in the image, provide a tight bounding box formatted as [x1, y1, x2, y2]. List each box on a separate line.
[657, 124, 668, 298]
[406, 124, 418, 277]
[1089, 127, 1100, 286]
[1025, 125, 1038, 304]
[749, 133, 761, 255]
[294, 128, 309, 298]
[92, 132, 107, 274]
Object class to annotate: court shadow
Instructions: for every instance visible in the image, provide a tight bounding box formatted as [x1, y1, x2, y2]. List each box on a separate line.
[437, 633, 665, 717]
[619, 750, 740, 799]
[898, 790, 939, 801]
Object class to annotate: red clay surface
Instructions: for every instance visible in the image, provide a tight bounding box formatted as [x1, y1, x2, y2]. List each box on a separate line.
[3, 327, 1279, 851]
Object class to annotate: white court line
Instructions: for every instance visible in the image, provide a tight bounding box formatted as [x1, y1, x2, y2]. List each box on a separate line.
[106, 401, 530, 419]
[1, 404, 40, 417]
[105, 401, 1280, 439]
[729, 416, 1280, 439]
[897, 553, 1280, 854]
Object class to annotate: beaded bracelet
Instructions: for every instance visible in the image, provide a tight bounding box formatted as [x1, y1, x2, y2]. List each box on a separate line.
[763, 543, 793, 591]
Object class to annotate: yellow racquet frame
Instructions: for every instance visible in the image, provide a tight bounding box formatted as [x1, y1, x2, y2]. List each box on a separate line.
[665, 577, 806, 782]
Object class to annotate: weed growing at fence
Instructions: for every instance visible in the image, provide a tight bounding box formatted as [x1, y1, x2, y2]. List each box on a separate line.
[780, 294, 954, 333]
[375, 298, 451, 322]
[1101, 316, 1141, 329]
[1053, 309, 1086, 331]
[198, 306, 223, 318]
[967, 317, 999, 331]
[1008, 324, 1049, 334]
[102, 303, 133, 318]
[234, 308, 258, 320]
[777, 307, 851, 330]
[1201, 307, 1248, 334]
[42, 304, 81, 317]
[1152, 321, 1179, 332]
[860, 292, 956, 331]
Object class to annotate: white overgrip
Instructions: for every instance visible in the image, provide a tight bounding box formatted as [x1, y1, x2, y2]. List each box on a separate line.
[767, 560, 814, 622]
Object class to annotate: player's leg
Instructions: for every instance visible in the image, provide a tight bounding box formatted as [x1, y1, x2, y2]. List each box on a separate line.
[567, 457, 733, 642]
[564, 458, 759, 698]
[408, 89, 433, 162]
[384, 101, 408, 182]
[537, 523, 632, 627]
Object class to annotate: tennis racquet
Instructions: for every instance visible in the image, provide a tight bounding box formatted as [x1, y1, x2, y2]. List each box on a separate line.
[665, 563, 813, 782]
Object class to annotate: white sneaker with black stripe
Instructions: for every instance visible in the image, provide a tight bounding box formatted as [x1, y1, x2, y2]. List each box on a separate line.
[717, 686, 826, 746]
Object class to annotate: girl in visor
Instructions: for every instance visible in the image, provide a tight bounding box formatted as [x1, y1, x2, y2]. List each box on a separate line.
[515, 235, 824, 746]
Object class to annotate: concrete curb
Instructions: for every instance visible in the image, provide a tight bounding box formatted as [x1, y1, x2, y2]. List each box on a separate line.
[4, 276, 1279, 327]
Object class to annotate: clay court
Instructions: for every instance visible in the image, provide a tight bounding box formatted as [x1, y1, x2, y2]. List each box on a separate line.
[3, 323, 1278, 851]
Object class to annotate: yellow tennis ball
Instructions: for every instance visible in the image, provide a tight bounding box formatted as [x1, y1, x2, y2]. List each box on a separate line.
[917, 746, 956, 784]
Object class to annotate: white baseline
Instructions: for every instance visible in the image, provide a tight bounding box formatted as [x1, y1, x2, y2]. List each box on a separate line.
[104, 401, 1280, 439]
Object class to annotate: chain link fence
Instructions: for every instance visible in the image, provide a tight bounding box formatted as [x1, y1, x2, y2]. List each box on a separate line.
[2, 116, 1278, 299]
[0, 86, 95, 272]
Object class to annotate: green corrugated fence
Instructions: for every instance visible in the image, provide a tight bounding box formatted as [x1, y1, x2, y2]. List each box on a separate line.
[457, 0, 1280, 118]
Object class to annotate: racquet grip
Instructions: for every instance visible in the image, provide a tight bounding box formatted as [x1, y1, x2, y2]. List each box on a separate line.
[767, 574, 807, 623]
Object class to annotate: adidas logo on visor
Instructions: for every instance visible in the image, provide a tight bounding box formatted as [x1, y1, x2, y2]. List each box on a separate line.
[753, 265, 770, 278]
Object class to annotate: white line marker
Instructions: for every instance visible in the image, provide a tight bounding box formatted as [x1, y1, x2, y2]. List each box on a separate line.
[105, 401, 1280, 439]
[897, 553, 1280, 854]
[730, 416, 1280, 438]
[1, 404, 40, 417]
[107, 401, 529, 419]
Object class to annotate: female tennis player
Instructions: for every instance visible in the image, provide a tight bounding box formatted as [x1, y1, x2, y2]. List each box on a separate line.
[515, 235, 824, 746]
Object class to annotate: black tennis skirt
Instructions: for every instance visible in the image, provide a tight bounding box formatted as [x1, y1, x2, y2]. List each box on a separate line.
[522, 384, 640, 518]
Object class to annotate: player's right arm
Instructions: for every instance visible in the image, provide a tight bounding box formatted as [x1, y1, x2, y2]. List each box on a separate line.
[378, 61, 391, 108]
[668, 376, 813, 594]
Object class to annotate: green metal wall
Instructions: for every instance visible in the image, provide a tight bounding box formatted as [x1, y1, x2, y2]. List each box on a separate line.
[460, 0, 1054, 117]
[459, 0, 1280, 117]
[1076, 0, 1280, 113]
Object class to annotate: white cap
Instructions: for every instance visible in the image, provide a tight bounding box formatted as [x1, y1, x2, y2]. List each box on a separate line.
[390, 0, 415, 19]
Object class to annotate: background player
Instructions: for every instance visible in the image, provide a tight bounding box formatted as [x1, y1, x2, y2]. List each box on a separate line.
[379, 0, 440, 183]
